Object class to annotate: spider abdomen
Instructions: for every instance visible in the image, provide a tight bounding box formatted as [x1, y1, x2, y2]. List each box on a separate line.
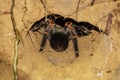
[50, 32, 69, 52]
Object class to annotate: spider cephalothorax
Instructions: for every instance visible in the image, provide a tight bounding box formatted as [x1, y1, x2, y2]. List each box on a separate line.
[30, 14, 102, 57]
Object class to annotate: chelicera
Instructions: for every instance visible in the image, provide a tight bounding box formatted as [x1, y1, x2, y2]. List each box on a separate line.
[30, 14, 102, 57]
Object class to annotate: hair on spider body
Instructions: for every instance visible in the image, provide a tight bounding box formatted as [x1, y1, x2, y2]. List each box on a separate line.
[50, 32, 69, 52]
[30, 14, 103, 57]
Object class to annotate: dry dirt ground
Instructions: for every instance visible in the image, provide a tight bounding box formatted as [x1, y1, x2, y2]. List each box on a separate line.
[0, 0, 120, 80]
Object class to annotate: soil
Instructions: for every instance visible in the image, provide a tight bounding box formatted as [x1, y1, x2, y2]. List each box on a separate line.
[0, 0, 120, 80]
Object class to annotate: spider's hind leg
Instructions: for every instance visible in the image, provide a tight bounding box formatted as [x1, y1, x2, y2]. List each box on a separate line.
[65, 22, 79, 57]
[72, 37, 79, 57]
[39, 33, 48, 52]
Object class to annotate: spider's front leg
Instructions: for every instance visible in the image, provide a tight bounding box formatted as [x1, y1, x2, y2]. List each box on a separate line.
[30, 20, 48, 32]
[75, 22, 103, 36]
[65, 22, 79, 57]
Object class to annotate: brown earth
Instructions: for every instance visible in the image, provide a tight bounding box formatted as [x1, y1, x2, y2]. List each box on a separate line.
[0, 0, 120, 80]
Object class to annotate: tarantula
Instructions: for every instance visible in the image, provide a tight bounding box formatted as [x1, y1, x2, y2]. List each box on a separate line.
[30, 14, 102, 57]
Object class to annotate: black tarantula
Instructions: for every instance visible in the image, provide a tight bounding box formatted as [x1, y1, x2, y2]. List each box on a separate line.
[30, 14, 102, 57]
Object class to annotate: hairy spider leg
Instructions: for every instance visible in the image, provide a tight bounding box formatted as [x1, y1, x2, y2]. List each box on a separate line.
[78, 22, 103, 33]
[72, 37, 79, 57]
[71, 29, 79, 57]
[39, 18, 55, 52]
[39, 32, 48, 51]
[30, 20, 47, 32]
[65, 22, 79, 57]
